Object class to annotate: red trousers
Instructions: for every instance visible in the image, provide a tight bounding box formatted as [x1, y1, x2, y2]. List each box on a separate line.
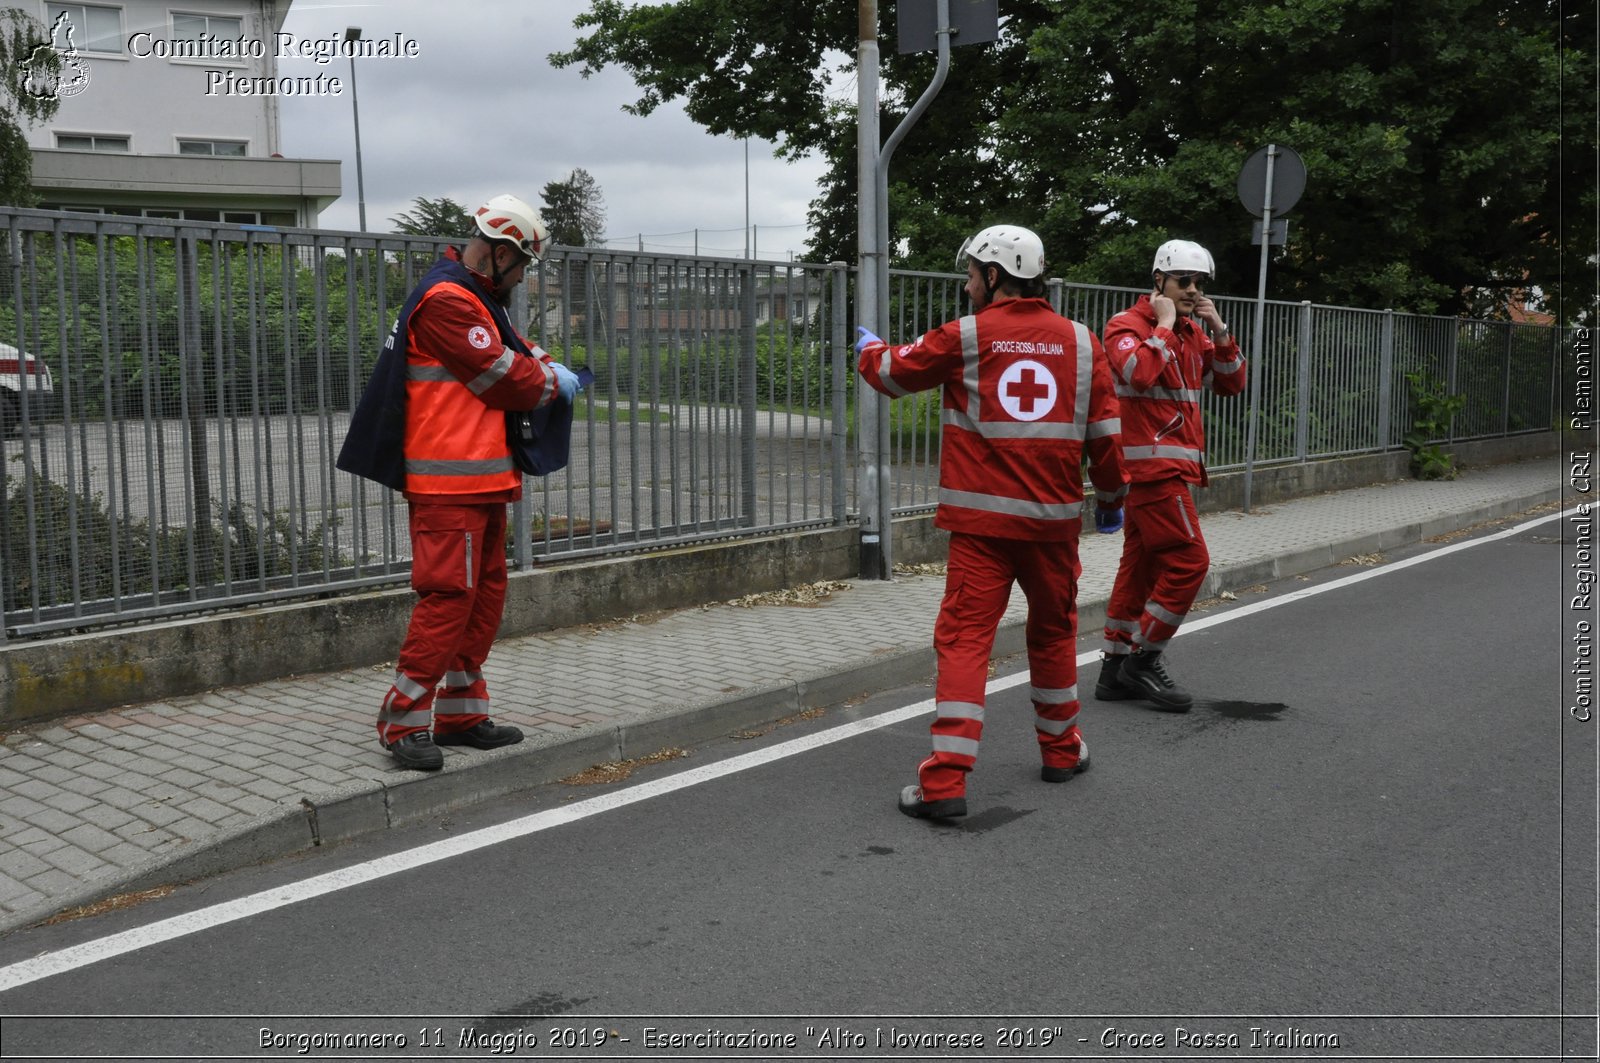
[919, 532, 1087, 801]
[376, 501, 508, 745]
[1103, 478, 1209, 656]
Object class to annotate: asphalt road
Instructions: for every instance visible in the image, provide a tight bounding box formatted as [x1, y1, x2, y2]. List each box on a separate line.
[0, 516, 1592, 1061]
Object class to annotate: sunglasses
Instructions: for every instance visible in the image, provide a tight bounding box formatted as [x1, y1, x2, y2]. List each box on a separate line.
[1165, 272, 1208, 290]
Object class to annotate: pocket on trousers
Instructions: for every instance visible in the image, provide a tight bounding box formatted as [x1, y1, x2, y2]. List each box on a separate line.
[410, 508, 472, 594]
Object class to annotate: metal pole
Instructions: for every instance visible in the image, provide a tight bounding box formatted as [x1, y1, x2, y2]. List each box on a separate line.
[870, 0, 953, 576]
[856, 0, 884, 579]
[1243, 143, 1276, 513]
[344, 27, 367, 232]
[1295, 300, 1312, 461]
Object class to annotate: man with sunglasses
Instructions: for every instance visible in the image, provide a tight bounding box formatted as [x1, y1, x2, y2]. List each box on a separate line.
[1094, 239, 1245, 710]
[339, 193, 583, 770]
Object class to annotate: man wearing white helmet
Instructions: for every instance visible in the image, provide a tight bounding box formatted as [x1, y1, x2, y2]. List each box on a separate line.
[855, 224, 1127, 820]
[1094, 239, 1246, 710]
[338, 193, 585, 770]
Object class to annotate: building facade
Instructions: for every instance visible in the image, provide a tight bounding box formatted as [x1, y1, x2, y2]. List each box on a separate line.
[20, 0, 339, 226]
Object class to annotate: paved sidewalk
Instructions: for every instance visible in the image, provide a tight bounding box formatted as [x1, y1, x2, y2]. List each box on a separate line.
[0, 457, 1566, 935]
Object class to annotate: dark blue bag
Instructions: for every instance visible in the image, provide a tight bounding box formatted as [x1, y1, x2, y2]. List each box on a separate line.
[507, 366, 592, 476]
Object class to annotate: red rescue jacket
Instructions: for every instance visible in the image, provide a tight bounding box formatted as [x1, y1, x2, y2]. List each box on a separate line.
[857, 296, 1126, 541]
[1102, 295, 1246, 486]
[402, 252, 560, 504]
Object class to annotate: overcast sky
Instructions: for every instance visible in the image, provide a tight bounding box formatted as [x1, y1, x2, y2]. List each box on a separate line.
[275, 0, 832, 260]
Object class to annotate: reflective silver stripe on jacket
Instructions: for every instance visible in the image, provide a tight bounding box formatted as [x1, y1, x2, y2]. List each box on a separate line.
[1122, 444, 1204, 463]
[1068, 321, 1093, 429]
[1086, 416, 1121, 439]
[1144, 335, 1171, 356]
[407, 365, 456, 382]
[1116, 383, 1203, 404]
[875, 343, 912, 398]
[406, 456, 516, 476]
[940, 488, 1084, 520]
[960, 315, 982, 422]
[465, 348, 517, 396]
[1211, 356, 1244, 375]
[942, 406, 1087, 440]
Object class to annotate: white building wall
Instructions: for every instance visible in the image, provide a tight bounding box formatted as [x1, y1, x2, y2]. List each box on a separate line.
[23, 0, 289, 157]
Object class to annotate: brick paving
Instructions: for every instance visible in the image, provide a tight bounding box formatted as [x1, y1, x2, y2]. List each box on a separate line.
[0, 457, 1566, 935]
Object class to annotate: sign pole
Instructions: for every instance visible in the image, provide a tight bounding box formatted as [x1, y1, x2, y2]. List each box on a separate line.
[1243, 144, 1277, 514]
[856, 0, 884, 579]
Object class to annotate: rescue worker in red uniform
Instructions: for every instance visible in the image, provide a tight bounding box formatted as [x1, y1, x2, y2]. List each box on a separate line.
[338, 194, 582, 771]
[1094, 239, 1246, 711]
[856, 225, 1126, 820]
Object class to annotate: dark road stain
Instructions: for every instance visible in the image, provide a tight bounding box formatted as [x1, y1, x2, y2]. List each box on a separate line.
[1203, 699, 1289, 721]
[474, 992, 594, 1032]
[862, 845, 895, 857]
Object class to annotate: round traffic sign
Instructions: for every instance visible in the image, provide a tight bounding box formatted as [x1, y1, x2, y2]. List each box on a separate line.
[1237, 145, 1306, 217]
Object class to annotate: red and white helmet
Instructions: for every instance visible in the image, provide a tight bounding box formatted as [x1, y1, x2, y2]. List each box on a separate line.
[1151, 239, 1215, 277]
[474, 194, 549, 262]
[958, 224, 1046, 279]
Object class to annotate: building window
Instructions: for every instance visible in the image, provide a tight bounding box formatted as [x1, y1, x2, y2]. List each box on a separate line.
[45, 3, 123, 54]
[171, 12, 242, 43]
[178, 139, 247, 156]
[56, 133, 130, 152]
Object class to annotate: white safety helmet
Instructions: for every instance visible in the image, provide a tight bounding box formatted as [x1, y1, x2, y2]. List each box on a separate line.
[473, 194, 550, 262]
[1151, 239, 1215, 278]
[958, 225, 1046, 280]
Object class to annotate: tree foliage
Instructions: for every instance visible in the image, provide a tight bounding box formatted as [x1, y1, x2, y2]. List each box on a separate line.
[540, 167, 608, 247]
[0, 7, 62, 206]
[554, 0, 1595, 323]
[389, 195, 474, 239]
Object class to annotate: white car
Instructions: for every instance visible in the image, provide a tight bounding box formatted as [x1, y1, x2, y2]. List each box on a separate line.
[0, 341, 56, 435]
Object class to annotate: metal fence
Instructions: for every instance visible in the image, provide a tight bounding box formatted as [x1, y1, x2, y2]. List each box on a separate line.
[0, 207, 1565, 639]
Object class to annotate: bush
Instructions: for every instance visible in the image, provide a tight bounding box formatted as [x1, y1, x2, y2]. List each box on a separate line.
[1402, 370, 1467, 480]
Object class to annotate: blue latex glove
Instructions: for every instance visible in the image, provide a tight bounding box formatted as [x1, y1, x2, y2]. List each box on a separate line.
[855, 326, 883, 353]
[1094, 505, 1124, 534]
[551, 362, 580, 404]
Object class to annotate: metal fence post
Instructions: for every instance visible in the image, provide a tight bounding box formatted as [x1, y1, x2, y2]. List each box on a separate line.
[1447, 318, 1461, 444]
[831, 263, 848, 524]
[1502, 322, 1515, 435]
[1295, 300, 1313, 461]
[740, 264, 758, 526]
[1377, 309, 1395, 450]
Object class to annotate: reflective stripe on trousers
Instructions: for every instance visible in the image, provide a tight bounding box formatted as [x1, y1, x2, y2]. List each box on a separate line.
[919, 532, 1086, 800]
[1102, 479, 1209, 655]
[377, 503, 507, 745]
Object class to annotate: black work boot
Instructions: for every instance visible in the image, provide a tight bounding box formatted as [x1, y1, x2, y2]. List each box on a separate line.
[1094, 654, 1135, 701]
[386, 731, 444, 771]
[1119, 650, 1193, 712]
[897, 785, 967, 820]
[435, 719, 524, 749]
[1040, 739, 1091, 783]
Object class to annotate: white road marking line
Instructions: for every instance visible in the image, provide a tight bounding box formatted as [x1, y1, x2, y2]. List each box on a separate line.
[0, 507, 1566, 992]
